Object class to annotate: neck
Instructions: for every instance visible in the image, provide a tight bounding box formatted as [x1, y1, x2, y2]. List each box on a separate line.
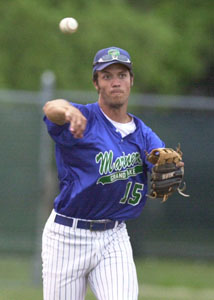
[98, 102, 131, 123]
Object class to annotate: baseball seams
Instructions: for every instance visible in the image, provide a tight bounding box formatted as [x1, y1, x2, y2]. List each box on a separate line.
[42, 210, 138, 300]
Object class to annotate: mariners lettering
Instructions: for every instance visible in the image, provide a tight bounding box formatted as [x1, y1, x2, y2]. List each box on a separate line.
[95, 150, 142, 175]
[95, 151, 114, 174]
[95, 150, 143, 185]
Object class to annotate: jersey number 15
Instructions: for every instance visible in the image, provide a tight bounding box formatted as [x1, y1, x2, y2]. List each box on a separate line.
[120, 182, 144, 206]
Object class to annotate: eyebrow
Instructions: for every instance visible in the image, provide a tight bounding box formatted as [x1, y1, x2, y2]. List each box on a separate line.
[100, 69, 128, 74]
[100, 70, 110, 74]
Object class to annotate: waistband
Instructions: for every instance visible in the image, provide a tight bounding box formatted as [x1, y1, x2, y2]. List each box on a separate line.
[54, 214, 123, 231]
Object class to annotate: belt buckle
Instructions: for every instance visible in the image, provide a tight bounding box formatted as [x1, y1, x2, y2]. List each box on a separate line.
[90, 221, 107, 231]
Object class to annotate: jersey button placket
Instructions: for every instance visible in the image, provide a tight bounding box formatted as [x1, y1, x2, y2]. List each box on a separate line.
[115, 128, 123, 142]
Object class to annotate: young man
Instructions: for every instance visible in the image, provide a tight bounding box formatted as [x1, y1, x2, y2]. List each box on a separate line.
[42, 47, 165, 300]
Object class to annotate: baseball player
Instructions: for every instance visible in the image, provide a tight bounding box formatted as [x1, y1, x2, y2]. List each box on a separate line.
[42, 46, 165, 300]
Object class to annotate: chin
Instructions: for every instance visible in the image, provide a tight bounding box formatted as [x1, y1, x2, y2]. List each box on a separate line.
[109, 101, 124, 109]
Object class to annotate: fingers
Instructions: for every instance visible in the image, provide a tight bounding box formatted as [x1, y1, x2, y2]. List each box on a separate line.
[176, 161, 184, 167]
[70, 117, 87, 139]
[65, 108, 87, 139]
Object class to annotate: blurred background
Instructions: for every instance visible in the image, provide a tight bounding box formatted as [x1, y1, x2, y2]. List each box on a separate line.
[0, 0, 214, 299]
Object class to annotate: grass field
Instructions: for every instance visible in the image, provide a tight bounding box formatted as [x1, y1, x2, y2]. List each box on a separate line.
[0, 255, 213, 300]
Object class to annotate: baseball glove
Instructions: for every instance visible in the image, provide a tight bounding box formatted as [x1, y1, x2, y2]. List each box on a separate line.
[146, 145, 189, 202]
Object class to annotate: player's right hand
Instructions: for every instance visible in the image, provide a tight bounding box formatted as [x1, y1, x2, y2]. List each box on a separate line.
[65, 107, 87, 139]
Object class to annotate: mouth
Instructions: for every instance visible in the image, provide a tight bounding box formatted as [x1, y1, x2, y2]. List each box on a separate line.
[111, 90, 123, 94]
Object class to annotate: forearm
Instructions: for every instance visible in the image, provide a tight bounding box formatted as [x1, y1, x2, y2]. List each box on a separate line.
[43, 99, 72, 125]
[43, 99, 87, 138]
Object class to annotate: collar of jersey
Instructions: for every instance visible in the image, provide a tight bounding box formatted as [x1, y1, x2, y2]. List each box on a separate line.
[95, 102, 121, 133]
[94, 102, 138, 138]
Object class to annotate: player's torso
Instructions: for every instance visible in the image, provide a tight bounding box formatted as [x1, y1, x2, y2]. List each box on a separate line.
[54, 103, 148, 220]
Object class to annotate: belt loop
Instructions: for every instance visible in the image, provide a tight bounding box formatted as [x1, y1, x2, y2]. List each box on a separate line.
[72, 218, 78, 229]
[89, 221, 94, 231]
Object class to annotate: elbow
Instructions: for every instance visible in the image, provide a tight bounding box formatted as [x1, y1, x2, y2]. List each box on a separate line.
[43, 101, 51, 115]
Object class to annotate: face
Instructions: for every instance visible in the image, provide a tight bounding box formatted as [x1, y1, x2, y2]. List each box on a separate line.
[93, 64, 133, 109]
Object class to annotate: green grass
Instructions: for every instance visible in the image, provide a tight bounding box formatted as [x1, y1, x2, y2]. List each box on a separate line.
[0, 255, 213, 300]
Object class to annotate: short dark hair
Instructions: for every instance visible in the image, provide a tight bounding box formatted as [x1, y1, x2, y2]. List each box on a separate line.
[93, 72, 98, 83]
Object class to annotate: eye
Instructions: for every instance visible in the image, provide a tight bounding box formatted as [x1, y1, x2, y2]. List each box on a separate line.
[119, 73, 127, 79]
[102, 74, 111, 80]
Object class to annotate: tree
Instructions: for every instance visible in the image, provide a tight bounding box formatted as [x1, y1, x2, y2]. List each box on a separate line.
[0, 0, 213, 95]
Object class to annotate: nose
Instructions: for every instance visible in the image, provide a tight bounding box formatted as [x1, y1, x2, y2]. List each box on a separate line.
[111, 77, 120, 87]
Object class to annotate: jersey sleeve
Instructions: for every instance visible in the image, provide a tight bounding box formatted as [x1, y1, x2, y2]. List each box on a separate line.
[144, 126, 165, 171]
[43, 102, 91, 146]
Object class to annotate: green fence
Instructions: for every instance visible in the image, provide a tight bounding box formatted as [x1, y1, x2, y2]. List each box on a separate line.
[127, 108, 214, 259]
[0, 82, 214, 260]
[1, 100, 41, 253]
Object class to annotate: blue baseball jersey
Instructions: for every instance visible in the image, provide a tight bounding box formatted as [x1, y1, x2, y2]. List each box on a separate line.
[44, 102, 165, 221]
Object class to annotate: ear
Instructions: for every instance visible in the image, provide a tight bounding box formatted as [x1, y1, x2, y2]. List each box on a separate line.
[130, 76, 134, 87]
[93, 80, 99, 91]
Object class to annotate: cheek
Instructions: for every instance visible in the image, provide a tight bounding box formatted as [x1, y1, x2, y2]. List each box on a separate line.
[97, 81, 109, 94]
[125, 82, 132, 92]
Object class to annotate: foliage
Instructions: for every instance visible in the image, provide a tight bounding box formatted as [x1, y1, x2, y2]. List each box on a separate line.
[0, 0, 213, 94]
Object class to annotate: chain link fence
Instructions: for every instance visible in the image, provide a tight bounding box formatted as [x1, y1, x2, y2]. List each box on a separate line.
[0, 71, 214, 261]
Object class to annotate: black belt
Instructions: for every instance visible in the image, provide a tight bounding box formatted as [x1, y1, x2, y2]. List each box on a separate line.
[54, 214, 122, 231]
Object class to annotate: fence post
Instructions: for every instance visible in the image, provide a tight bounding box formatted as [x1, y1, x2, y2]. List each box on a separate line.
[33, 70, 57, 285]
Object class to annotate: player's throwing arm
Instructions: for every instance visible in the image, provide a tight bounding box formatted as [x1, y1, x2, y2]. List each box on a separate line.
[43, 99, 87, 138]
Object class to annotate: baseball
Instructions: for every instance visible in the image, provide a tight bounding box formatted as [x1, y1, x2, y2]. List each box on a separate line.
[59, 17, 78, 34]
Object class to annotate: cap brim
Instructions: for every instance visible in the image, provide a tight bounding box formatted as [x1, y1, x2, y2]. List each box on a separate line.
[93, 61, 132, 73]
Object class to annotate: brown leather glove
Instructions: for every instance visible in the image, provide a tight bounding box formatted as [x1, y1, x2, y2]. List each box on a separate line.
[146, 146, 189, 202]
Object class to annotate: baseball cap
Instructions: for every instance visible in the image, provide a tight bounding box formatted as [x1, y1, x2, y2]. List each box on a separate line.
[92, 47, 132, 74]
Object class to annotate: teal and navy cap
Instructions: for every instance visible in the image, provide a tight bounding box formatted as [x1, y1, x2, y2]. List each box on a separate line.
[93, 47, 132, 74]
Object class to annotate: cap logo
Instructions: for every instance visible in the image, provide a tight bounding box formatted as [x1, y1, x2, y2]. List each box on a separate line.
[108, 49, 120, 59]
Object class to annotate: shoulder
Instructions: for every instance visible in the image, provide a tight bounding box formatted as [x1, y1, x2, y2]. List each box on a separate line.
[132, 114, 153, 135]
[132, 114, 165, 148]
[70, 102, 97, 119]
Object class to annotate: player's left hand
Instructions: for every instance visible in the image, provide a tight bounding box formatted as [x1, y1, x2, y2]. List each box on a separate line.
[146, 146, 189, 202]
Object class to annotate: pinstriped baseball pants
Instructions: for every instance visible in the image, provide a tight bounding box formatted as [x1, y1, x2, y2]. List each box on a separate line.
[42, 210, 138, 300]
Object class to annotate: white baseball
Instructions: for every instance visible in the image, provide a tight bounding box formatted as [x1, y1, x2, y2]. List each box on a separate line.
[59, 17, 78, 34]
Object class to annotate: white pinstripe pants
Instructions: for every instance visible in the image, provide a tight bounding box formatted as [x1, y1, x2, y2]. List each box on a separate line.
[42, 210, 138, 300]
